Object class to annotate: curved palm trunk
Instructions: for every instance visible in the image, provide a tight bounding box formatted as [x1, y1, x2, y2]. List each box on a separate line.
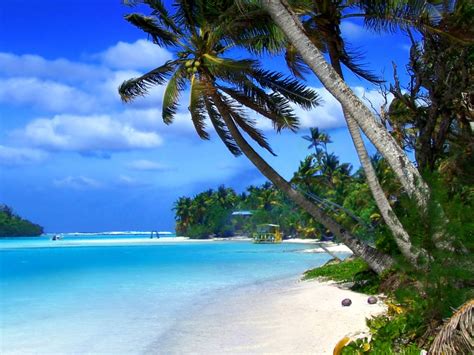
[210, 91, 394, 274]
[261, 0, 463, 254]
[261, 0, 430, 209]
[326, 46, 427, 266]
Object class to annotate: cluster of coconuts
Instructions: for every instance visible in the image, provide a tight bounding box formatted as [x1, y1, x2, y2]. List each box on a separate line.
[185, 59, 201, 74]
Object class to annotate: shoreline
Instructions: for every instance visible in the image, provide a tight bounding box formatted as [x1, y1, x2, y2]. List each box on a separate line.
[152, 276, 385, 354]
[0, 236, 353, 255]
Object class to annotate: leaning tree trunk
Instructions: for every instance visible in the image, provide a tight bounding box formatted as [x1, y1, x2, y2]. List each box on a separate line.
[210, 91, 394, 274]
[261, 0, 430, 209]
[326, 47, 427, 267]
[261, 0, 462, 253]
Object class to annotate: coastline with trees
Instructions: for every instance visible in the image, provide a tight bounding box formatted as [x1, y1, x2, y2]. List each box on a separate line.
[0, 204, 43, 237]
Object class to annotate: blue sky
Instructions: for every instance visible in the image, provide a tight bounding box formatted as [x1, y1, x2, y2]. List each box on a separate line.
[0, 0, 413, 232]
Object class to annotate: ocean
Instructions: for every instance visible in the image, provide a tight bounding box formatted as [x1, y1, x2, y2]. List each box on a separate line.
[0, 233, 344, 354]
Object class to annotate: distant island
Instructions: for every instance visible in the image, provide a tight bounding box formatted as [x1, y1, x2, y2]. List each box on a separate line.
[0, 204, 43, 237]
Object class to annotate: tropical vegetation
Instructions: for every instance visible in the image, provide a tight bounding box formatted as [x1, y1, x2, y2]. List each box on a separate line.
[119, 0, 473, 352]
[0, 204, 43, 237]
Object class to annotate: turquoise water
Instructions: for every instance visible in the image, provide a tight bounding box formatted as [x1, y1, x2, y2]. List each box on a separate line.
[0, 236, 343, 354]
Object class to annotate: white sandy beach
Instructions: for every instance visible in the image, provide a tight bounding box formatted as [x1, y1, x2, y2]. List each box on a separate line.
[152, 278, 385, 354]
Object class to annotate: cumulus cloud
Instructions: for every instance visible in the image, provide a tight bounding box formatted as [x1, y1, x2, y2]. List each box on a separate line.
[14, 114, 163, 153]
[118, 108, 198, 135]
[0, 77, 97, 113]
[0, 145, 47, 166]
[99, 40, 173, 70]
[0, 52, 109, 83]
[127, 159, 169, 171]
[53, 176, 103, 189]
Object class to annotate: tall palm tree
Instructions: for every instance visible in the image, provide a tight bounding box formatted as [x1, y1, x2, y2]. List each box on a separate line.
[260, 0, 437, 265]
[119, 0, 394, 273]
[289, 0, 428, 265]
[261, 0, 430, 210]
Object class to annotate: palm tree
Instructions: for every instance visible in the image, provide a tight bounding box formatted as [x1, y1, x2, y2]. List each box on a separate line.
[261, 0, 430, 211]
[173, 196, 193, 234]
[302, 127, 331, 154]
[292, 0, 428, 266]
[119, 0, 394, 273]
[260, 0, 434, 266]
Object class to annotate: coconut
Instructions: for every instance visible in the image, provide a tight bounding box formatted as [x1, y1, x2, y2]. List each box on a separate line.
[341, 298, 352, 307]
[367, 296, 377, 304]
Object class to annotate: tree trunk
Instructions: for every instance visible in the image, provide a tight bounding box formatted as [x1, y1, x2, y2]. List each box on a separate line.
[261, 0, 430, 209]
[326, 45, 427, 267]
[210, 91, 394, 274]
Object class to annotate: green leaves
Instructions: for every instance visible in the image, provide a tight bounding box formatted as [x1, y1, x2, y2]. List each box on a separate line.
[189, 75, 209, 139]
[252, 69, 321, 110]
[162, 68, 187, 124]
[125, 14, 178, 46]
[119, 60, 178, 102]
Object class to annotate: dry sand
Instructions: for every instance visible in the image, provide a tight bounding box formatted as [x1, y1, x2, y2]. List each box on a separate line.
[151, 278, 386, 355]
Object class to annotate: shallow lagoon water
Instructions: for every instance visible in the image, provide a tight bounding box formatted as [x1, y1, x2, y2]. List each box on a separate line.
[0, 235, 343, 354]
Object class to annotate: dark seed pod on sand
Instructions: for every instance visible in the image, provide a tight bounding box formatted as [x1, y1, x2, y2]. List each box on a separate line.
[368, 296, 377, 304]
[341, 298, 352, 307]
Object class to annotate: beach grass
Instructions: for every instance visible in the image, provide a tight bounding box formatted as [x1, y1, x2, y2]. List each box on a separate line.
[303, 258, 380, 294]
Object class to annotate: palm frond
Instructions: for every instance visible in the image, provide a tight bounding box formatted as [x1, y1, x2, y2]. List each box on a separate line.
[285, 44, 311, 79]
[202, 55, 258, 86]
[174, 0, 199, 33]
[124, 13, 178, 46]
[189, 75, 210, 140]
[123, 0, 181, 34]
[429, 299, 474, 354]
[227, 13, 288, 54]
[203, 97, 242, 156]
[119, 60, 178, 102]
[359, 0, 445, 33]
[218, 86, 299, 132]
[217, 93, 276, 156]
[339, 46, 384, 83]
[162, 67, 187, 124]
[251, 69, 320, 110]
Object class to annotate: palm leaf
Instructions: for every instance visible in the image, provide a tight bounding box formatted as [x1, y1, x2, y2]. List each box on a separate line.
[203, 97, 242, 156]
[217, 93, 276, 156]
[203, 55, 256, 77]
[285, 44, 311, 79]
[339, 46, 384, 83]
[119, 60, 178, 102]
[218, 86, 299, 132]
[189, 75, 209, 140]
[429, 299, 474, 354]
[123, 0, 181, 34]
[162, 67, 187, 124]
[251, 69, 320, 110]
[124, 13, 178, 46]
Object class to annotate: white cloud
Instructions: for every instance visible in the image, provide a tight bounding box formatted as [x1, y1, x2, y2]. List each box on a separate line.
[15, 114, 163, 153]
[127, 159, 169, 171]
[53, 176, 102, 189]
[99, 40, 173, 70]
[119, 108, 197, 133]
[0, 77, 97, 113]
[116, 175, 150, 187]
[0, 145, 47, 166]
[0, 52, 109, 83]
